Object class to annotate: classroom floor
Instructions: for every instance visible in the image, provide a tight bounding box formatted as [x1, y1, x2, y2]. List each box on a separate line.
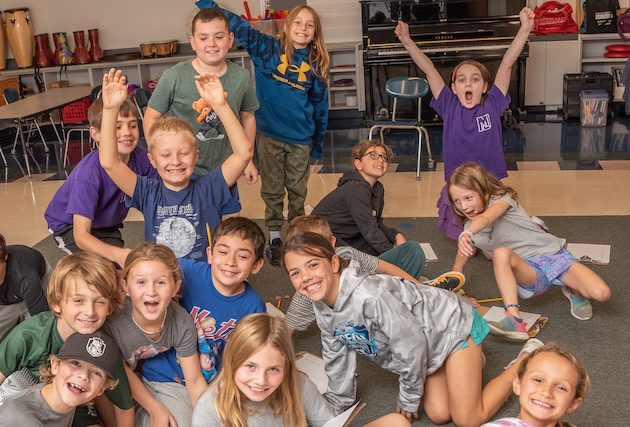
[2, 113, 630, 247]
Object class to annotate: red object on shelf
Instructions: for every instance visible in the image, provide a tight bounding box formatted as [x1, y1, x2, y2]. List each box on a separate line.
[61, 98, 92, 123]
[35, 34, 53, 67]
[88, 29, 104, 62]
[604, 51, 630, 58]
[73, 31, 92, 64]
[605, 44, 630, 52]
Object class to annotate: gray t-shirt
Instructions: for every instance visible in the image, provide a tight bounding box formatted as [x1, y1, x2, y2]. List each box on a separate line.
[466, 193, 565, 259]
[191, 372, 336, 427]
[148, 59, 259, 176]
[0, 383, 74, 426]
[103, 299, 198, 370]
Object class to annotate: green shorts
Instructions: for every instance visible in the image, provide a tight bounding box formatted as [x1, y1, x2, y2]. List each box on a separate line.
[459, 308, 490, 350]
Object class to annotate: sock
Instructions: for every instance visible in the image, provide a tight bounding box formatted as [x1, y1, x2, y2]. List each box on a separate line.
[269, 231, 281, 242]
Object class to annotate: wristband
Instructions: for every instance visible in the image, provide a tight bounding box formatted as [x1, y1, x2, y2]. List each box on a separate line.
[458, 230, 473, 241]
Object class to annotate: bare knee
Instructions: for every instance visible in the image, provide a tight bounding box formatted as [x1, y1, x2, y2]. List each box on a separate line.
[591, 283, 611, 302]
[491, 247, 513, 265]
[424, 404, 452, 425]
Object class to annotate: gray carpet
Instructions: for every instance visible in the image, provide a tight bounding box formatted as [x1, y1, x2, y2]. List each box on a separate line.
[34, 217, 628, 426]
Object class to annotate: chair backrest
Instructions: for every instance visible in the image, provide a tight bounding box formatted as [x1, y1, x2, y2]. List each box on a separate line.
[133, 88, 152, 120]
[386, 77, 429, 99]
[91, 85, 102, 101]
[3, 88, 20, 104]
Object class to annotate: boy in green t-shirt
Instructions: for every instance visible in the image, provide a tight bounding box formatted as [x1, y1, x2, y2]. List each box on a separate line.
[144, 7, 259, 218]
[0, 252, 134, 427]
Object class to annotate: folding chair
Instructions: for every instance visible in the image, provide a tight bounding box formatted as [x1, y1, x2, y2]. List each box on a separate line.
[368, 77, 434, 180]
[3, 88, 54, 155]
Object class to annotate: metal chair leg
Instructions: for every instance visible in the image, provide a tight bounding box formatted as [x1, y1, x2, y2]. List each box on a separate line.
[33, 120, 50, 152]
[416, 126, 422, 181]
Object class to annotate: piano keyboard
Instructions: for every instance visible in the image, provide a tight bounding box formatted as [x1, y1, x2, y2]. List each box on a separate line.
[376, 43, 512, 56]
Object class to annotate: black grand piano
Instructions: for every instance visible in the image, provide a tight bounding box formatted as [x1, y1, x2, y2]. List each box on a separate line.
[361, 0, 528, 124]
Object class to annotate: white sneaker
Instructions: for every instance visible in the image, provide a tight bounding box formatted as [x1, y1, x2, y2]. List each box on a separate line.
[504, 338, 544, 370]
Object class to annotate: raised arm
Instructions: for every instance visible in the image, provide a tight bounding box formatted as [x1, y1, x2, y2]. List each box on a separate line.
[194, 74, 253, 187]
[239, 110, 258, 184]
[99, 69, 138, 197]
[494, 7, 535, 94]
[395, 20, 445, 98]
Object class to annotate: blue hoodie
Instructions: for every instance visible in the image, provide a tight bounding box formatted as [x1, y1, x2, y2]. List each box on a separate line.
[198, 0, 328, 159]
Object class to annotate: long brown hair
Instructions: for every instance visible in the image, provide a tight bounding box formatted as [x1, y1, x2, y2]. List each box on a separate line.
[447, 162, 518, 224]
[211, 313, 305, 427]
[279, 5, 330, 80]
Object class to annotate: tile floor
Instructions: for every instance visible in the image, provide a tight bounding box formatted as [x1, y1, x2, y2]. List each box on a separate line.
[2, 114, 630, 247]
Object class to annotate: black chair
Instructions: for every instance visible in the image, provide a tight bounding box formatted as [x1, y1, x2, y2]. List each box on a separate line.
[3, 87, 52, 154]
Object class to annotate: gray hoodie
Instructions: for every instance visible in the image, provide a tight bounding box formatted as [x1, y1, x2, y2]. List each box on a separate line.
[314, 260, 474, 413]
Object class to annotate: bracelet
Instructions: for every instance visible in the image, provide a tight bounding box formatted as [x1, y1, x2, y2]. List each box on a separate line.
[458, 230, 473, 241]
[504, 304, 520, 310]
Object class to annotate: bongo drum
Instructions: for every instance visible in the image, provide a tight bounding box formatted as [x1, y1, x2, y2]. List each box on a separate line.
[154, 40, 172, 57]
[5, 8, 34, 68]
[139, 42, 155, 58]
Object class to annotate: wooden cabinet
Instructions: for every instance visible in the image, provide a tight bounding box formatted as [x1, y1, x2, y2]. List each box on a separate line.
[0, 77, 20, 106]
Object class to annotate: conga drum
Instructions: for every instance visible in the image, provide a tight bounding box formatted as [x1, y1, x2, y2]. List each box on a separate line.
[0, 13, 7, 70]
[4, 8, 34, 68]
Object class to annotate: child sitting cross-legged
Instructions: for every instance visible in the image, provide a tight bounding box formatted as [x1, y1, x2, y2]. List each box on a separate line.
[283, 214, 464, 335]
[99, 68, 254, 261]
[138, 217, 267, 426]
[0, 252, 133, 426]
[0, 331, 120, 426]
[283, 231, 541, 426]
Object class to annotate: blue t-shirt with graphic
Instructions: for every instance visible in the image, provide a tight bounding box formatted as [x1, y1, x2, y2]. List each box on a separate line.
[126, 167, 234, 261]
[141, 258, 266, 383]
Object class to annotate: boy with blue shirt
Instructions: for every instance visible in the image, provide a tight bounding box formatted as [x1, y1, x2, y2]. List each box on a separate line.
[135, 217, 266, 426]
[45, 98, 159, 268]
[99, 69, 254, 261]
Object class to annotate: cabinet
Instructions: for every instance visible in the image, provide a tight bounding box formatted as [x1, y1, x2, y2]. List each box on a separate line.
[525, 37, 580, 107]
[0, 52, 253, 92]
[327, 42, 364, 111]
[579, 33, 630, 101]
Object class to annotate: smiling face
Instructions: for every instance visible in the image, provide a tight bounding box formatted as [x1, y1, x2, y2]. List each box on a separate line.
[234, 343, 286, 403]
[290, 8, 316, 49]
[122, 260, 180, 331]
[148, 134, 199, 191]
[514, 352, 583, 427]
[451, 63, 488, 109]
[284, 250, 340, 308]
[353, 145, 389, 185]
[91, 114, 139, 163]
[190, 18, 234, 69]
[449, 184, 485, 219]
[52, 279, 111, 341]
[208, 234, 264, 297]
[47, 358, 108, 413]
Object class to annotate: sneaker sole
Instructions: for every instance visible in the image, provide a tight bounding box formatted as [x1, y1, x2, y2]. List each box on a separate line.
[487, 323, 531, 341]
[422, 271, 465, 292]
[561, 287, 593, 321]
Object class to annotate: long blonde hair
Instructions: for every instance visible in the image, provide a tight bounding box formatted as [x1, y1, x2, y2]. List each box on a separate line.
[517, 343, 590, 427]
[279, 5, 330, 80]
[447, 162, 518, 224]
[212, 313, 305, 427]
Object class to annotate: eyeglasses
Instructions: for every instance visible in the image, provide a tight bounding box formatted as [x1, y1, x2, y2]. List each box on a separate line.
[363, 151, 389, 162]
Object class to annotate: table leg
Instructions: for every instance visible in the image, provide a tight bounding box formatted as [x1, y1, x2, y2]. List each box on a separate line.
[17, 118, 32, 178]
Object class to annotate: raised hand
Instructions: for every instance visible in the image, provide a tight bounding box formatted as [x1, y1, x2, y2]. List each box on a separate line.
[101, 68, 128, 109]
[520, 7, 535, 32]
[194, 73, 227, 108]
[394, 20, 412, 44]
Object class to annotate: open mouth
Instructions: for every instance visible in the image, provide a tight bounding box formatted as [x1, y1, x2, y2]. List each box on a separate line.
[67, 382, 87, 395]
[532, 398, 553, 409]
[144, 301, 159, 313]
[465, 91, 473, 102]
[304, 282, 321, 295]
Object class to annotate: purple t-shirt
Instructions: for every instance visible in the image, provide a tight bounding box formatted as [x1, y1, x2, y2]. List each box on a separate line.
[430, 84, 509, 181]
[45, 147, 159, 231]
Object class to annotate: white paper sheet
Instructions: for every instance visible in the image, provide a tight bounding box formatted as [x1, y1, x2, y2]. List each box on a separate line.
[295, 353, 328, 394]
[419, 243, 438, 262]
[322, 401, 362, 427]
[483, 306, 541, 331]
[566, 243, 611, 264]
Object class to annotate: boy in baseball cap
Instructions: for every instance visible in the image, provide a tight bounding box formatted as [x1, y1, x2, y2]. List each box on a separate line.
[0, 331, 120, 426]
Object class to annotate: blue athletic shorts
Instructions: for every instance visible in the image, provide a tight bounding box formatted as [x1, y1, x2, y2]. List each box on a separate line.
[519, 248, 578, 299]
[460, 308, 490, 350]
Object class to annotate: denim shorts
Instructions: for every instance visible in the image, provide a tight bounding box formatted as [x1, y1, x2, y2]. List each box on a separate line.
[459, 308, 490, 350]
[518, 248, 579, 299]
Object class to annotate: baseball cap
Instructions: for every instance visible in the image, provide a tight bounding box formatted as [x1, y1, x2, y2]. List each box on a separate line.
[57, 332, 120, 379]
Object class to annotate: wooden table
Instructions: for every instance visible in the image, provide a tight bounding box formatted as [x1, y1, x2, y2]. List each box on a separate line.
[0, 85, 93, 177]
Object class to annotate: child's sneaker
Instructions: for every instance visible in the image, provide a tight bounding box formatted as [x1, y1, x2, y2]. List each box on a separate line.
[487, 312, 530, 341]
[562, 286, 593, 320]
[422, 271, 465, 292]
[266, 238, 283, 267]
[504, 338, 544, 369]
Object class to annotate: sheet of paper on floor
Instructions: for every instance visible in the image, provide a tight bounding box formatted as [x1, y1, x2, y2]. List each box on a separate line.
[566, 243, 611, 264]
[419, 243, 438, 262]
[483, 306, 541, 331]
[322, 401, 362, 427]
[295, 352, 328, 394]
